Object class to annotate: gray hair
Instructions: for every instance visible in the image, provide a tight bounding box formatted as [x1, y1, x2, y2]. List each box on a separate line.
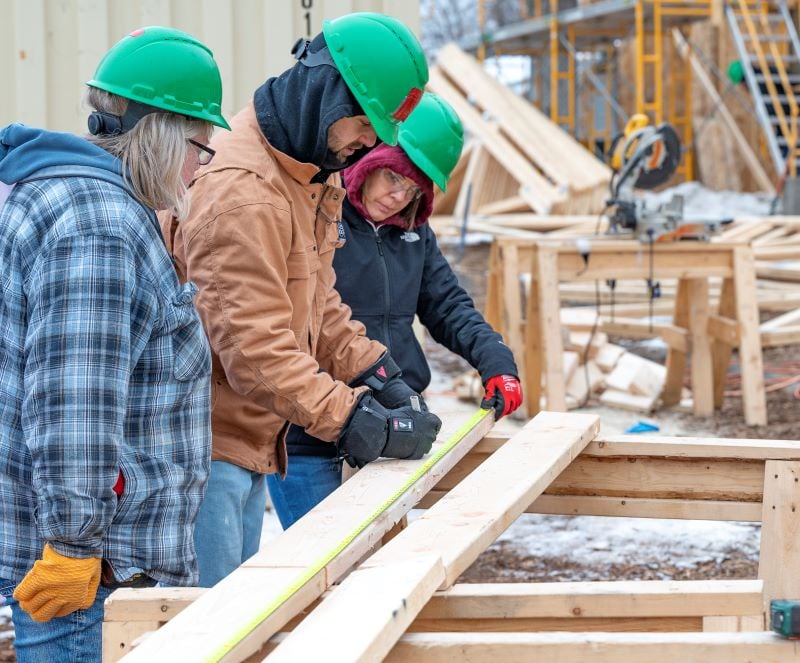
[84, 87, 212, 220]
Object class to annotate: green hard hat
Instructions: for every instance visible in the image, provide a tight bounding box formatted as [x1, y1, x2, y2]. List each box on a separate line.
[323, 13, 428, 146]
[399, 92, 464, 191]
[87, 26, 230, 130]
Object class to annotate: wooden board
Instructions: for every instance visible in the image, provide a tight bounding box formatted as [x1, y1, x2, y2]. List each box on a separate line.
[118, 410, 495, 662]
[385, 631, 800, 662]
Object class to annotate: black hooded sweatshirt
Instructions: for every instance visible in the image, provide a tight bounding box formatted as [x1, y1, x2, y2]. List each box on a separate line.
[253, 33, 370, 183]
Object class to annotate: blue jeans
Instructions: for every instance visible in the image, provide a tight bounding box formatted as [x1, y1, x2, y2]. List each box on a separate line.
[266, 455, 342, 529]
[193, 460, 266, 587]
[0, 578, 112, 663]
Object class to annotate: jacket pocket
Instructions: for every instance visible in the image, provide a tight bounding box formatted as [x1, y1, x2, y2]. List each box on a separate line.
[163, 283, 212, 382]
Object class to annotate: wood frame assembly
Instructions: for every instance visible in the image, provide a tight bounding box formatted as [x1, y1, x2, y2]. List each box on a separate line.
[484, 237, 768, 425]
[104, 412, 800, 662]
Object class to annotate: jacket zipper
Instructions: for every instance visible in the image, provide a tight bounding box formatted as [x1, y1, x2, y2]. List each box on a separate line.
[374, 227, 392, 347]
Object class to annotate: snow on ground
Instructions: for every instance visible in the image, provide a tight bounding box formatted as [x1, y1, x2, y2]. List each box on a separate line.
[643, 181, 773, 220]
[496, 514, 760, 571]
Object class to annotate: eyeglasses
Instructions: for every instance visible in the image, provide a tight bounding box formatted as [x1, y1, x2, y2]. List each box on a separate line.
[380, 168, 422, 201]
[187, 138, 216, 166]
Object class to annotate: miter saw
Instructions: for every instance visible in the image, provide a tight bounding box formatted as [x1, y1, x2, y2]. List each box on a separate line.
[606, 114, 731, 242]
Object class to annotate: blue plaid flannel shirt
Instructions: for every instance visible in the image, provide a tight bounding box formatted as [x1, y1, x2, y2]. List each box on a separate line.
[0, 165, 211, 586]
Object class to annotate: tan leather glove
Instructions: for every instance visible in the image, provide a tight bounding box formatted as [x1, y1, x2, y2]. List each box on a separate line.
[14, 544, 101, 622]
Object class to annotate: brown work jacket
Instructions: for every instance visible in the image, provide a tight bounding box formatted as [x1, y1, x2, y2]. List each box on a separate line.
[161, 103, 385, 475]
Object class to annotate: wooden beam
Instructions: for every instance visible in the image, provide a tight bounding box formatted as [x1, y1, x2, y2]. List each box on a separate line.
[479, 432, 800, 460]
[117, 410, 495, 663]
[385, 631, 800, 662]
[416, 580, 764, 620]
[759, 461, 800, 610]
[419, 491, 763, 522]
[265, 555, 446, 663]
[434, 454, 765, 502]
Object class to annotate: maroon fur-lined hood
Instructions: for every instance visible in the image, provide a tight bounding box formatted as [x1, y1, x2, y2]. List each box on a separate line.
[341, 143, 434, 229]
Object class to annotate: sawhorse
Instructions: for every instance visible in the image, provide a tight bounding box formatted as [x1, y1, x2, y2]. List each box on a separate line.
[485, 238, 767, 426]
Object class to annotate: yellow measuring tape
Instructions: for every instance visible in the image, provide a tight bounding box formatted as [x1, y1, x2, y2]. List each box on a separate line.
[207, 407, 492, 662]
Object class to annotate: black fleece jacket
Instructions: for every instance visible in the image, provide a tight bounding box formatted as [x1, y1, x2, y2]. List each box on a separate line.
[287, 198, 519, 456]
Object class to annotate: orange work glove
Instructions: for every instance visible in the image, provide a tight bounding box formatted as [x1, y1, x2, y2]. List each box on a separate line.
[14, 544, 102, 622]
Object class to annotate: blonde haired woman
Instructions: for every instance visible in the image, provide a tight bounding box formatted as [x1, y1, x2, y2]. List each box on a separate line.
[0, 26, 228, 662]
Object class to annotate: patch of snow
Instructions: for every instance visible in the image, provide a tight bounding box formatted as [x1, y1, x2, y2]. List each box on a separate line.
[642, 181, 773, 221]
[495, 514, 760, 568]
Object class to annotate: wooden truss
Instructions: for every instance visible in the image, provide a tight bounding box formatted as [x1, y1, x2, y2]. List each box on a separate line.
[428, 44, 611, 218]
[104, 411, 800, 662]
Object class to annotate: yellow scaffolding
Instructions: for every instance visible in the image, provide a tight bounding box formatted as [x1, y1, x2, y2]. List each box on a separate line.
[474, 0, 719, 182]
[550, 18, 577, 132]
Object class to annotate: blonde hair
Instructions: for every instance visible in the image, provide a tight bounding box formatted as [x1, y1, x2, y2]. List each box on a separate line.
[84, 87, 212, 220]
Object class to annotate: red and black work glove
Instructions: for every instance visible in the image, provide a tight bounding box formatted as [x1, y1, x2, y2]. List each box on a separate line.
[337, 393, 441, 469]
[352, 352, 428, 411]
[481, 374, 523, 419]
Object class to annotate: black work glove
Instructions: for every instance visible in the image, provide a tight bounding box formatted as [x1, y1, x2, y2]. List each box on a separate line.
[351, 353, 428, 411]
[337, 393, 442, 469]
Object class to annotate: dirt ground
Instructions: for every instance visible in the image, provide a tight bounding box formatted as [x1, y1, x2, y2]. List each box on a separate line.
[1, 241, 797, 659]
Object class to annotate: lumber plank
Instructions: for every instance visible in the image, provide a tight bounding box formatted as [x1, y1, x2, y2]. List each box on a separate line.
[759, 460, 800, 610]
[117, 410, 495, 663]
[258, 412, 599, 663]
[535, 247, 567, 411]
[436, 44, 609, 192]
[385, 631, 800, 663]
[433, 454, 764, 502]
[264, 555, 446, 663]
[662, 278, 690, 406]
[712, 278, 736, 408]
[759, 306, 800, 331]
[104, 588, 205, 622]
[416, 580, 764, 620]
[409, 616, 703, 633]
[478, 432, 800, 459]
[733, 247, 767, 426]
[428, 69, 561, 214]
[418, 490, 763, 521]
[687, 278, 714, 416]
[761, 325, 800, 347]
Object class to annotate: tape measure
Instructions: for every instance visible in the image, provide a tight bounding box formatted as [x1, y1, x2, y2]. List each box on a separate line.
[206, 407, 493, 662]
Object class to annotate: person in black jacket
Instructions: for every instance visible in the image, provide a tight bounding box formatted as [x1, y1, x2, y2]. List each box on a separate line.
[266, 93, 522, 528]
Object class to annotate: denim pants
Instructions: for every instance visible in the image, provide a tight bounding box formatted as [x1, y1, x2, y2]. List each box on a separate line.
[0, 578, 112, 663]
[193, 460, 267, 587]
[266, 454, 342, 530]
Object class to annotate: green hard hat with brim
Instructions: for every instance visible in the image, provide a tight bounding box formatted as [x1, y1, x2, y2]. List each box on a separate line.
[399, 92, 464, 191]
[323, 13, 428, 145]
[87, 26, 230, 130]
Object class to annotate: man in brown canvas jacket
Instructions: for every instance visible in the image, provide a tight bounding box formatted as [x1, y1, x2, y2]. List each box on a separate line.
[161, 13, 441, 587]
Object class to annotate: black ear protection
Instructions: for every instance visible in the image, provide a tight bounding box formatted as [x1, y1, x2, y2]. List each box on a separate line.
[87, 111, 124, 136]
[87, 100, 163, 136]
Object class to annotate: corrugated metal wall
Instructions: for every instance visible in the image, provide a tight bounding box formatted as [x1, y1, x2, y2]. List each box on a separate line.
[0, 0, 420, 133]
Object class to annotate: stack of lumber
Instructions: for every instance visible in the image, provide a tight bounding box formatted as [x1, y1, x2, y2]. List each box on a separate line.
[455, 315, 673, 415]
[428, 43, 611, 218]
